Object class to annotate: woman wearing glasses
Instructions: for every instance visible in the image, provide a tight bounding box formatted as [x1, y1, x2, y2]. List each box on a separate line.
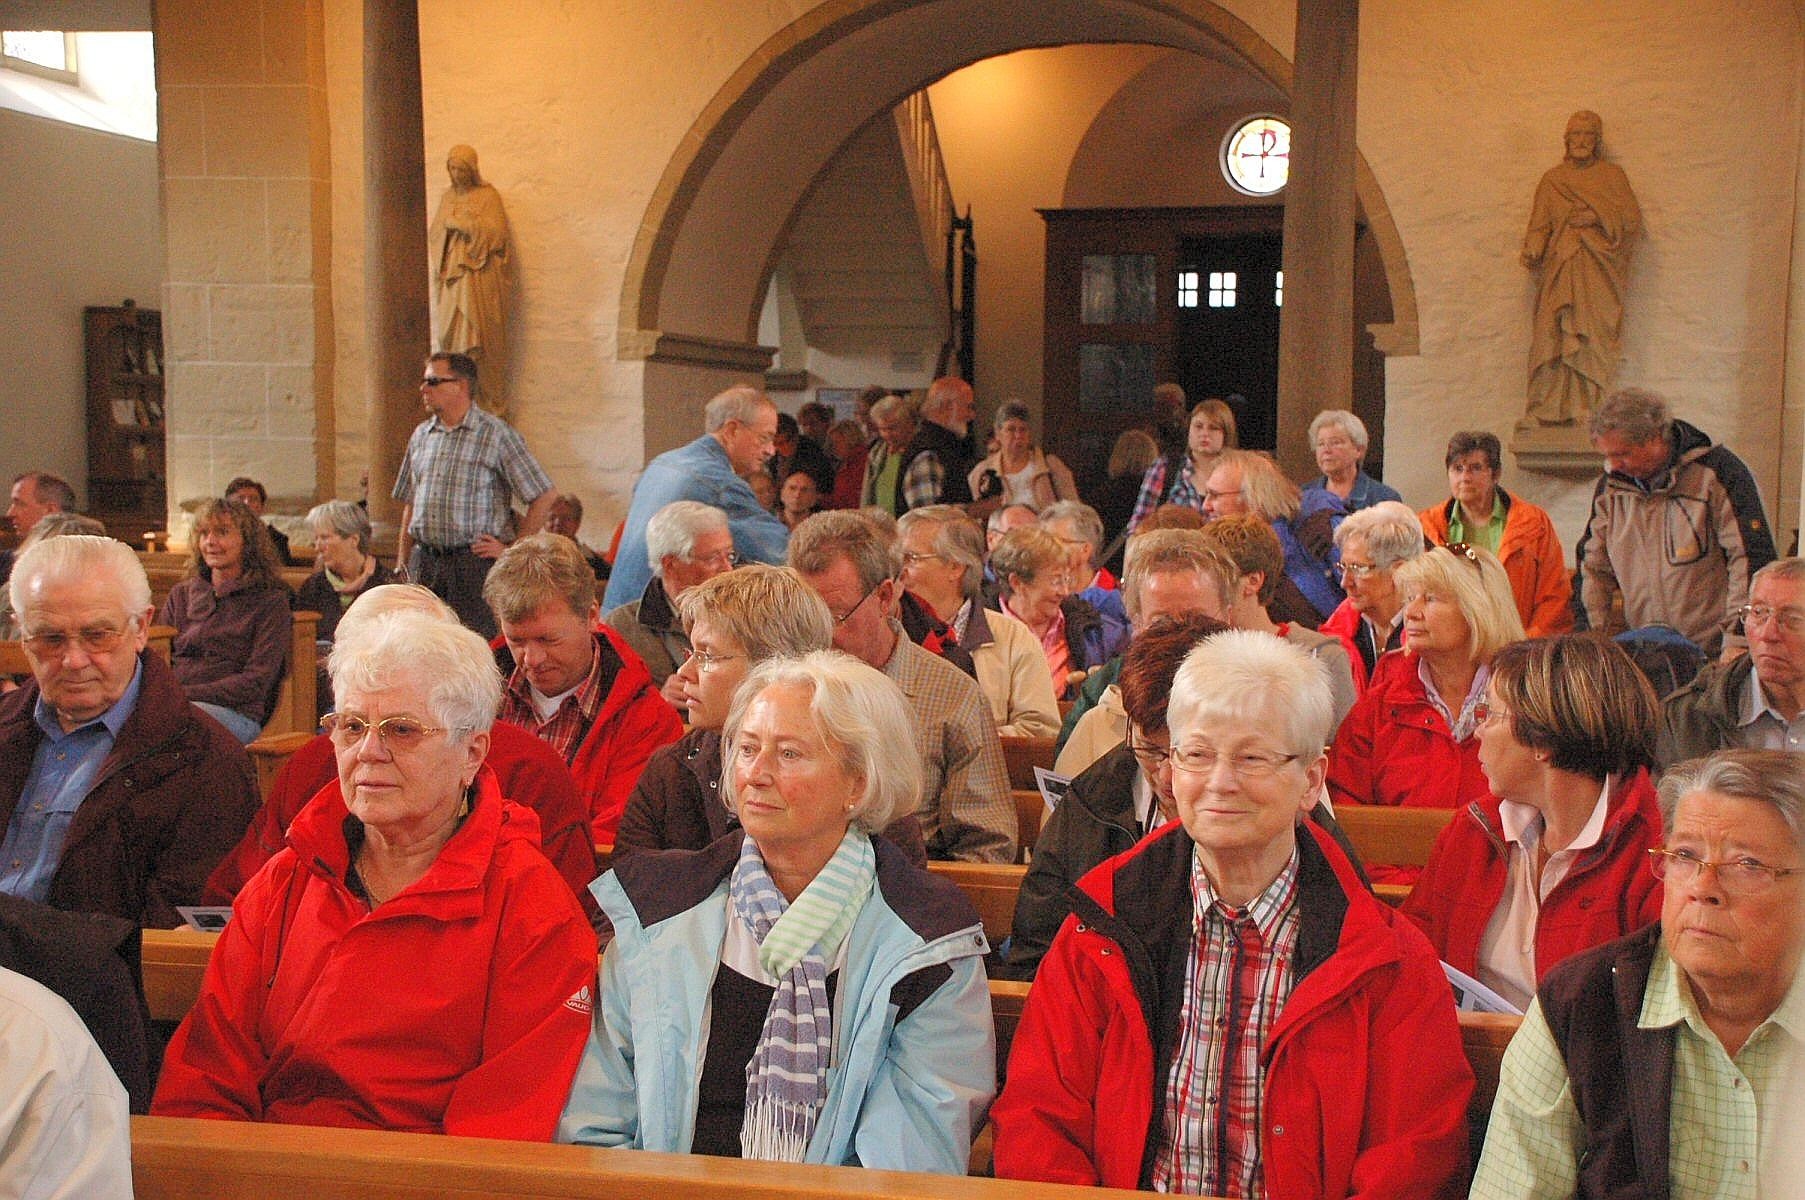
[989, 526, 1110, 700]
[154, 609, 596, 1138]
[562, 652, 994, 1171]
[1328, 542, 1525, 882]
[1401, 635, 1665, 1012]
[612, 565, 924, 864]
[1472, 749, 1804, 1198]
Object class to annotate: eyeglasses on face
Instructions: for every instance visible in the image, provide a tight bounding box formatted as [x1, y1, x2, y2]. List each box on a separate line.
[681, 647, 746, 671]
[322, 712, 463, 751]
[1646, 847, 1802, 897]
[1471, 701, 1512, 727]
[22, 621, 137, 657]
[1168, 743, 1300, 778]
[420, 375, 462, 387]
[1335, 560, 1381, 581]
[899, 551, 945, 567]
[1738, 605, 1805, 636]
[830, 578, 887, 625]
[688, 548, 740, 569]
[1126, 734, 1170, 772]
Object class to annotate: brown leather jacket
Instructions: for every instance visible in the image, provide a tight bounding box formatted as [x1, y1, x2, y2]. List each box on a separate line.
[0, 653, 259, 927]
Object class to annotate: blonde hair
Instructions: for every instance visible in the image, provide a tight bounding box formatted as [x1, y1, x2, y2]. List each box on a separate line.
[1122, 530, 1239, 623]
[1216, 450, 1300, 522]
[675, 564, 833, 662]
[1393, 543, 1525, 664]
[482, 532, 596, 623]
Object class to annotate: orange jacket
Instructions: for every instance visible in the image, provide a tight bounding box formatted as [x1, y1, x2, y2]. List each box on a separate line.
[1420, 490, 1573, 638]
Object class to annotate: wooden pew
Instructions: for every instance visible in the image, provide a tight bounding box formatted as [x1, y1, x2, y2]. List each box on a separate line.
[1013, 788, 1043, 859]
[141, 928, 218, 1023]
[247, 731, 315, 802]
[998, 734, 1055, 792]
[1459, 1010, 1521, 1119]
[1333, 804, 1455, 869]
[928, 861, 1026, 945]
[131, 1116, 1148, 1199]
[260, 609, 319, 737]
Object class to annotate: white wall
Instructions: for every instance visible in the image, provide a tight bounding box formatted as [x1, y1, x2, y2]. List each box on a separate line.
[0, 107, 164, 505]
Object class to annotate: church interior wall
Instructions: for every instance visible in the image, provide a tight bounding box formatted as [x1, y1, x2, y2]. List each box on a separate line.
[186, 0, 1803, 548]
[0, 107, 164, 502]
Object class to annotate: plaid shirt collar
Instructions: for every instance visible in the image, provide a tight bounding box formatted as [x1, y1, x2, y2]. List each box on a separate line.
[500, 633, 605, 759]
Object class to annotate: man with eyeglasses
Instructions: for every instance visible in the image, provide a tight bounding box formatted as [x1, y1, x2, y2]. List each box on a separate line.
[995, 630, 1471, 1193]
[1473, 748, 1804, 1199]
[0, 535, 257, 926]
[486, 534, 682, 844]
[602, 385, 789, 611]
[605, 501, 739, 706]
[393, 352, 556, 638]
[1659, 558, 1805, 766]
[789, 511, 1015, 863]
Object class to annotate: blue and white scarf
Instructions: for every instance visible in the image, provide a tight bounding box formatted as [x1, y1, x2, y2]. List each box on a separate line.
[729, 828, 876, 1162]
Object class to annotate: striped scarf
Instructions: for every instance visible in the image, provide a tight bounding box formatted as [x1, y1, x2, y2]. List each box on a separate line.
[729, 828, 876, 1162]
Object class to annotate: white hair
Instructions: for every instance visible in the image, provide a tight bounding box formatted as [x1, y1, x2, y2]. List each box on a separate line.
[305, 499, 372, 553]
[720, 651, 921, 835]
[703, 385, 773, 433]
[646, 501, 730, 575]
[334, 583, 458, 644]
[1167, 629, 1334, 758]
[328, 610, 501, 738]
[9, 534, 150, 619]
[1308, 409, 1370, 453]
[1334, 499, 1425, 568]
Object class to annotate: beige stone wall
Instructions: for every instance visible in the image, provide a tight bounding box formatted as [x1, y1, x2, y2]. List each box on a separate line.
[281, 0, 1802, 546]
[156, 0, 332, 531]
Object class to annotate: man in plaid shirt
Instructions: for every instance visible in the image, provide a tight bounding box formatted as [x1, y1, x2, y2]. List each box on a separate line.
[394, 352, 555, 638]
[993, 631, 1471, 1196]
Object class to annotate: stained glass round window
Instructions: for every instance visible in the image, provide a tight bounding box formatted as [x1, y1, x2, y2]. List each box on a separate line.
[1221, 115, 1291, 196]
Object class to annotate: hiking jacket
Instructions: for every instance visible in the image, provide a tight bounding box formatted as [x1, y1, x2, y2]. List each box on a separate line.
[1657, 651, 1758, 768]
[1421, 489, 1574, 638]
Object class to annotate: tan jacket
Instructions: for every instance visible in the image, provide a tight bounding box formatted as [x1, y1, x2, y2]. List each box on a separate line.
[969, 448, 1076, 512]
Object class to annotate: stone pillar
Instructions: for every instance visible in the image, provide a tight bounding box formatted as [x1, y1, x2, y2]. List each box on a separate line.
[361, 0, 430, 536]
[155, 0, 334, 537]
[1275, 0, 1359, 481]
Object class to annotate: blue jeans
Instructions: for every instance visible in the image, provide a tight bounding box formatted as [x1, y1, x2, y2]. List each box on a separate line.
[194, 702, 263, 744]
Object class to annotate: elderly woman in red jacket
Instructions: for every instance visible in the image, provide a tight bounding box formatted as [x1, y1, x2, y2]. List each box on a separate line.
[1402, 634, 1664, 1011]
[1327, 543, 1526, 883]
[154, 609, 595, 1139]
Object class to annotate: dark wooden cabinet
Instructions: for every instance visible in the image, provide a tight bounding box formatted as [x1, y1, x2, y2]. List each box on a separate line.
[85, 301, 165, 533]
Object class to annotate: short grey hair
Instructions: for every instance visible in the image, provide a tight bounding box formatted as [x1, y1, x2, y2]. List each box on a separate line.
[788, 510, 897, 592]
[896, 506, 986, 599]
[328, 610, 502, 738]
[1589, 387, 1672, 445]
[305, 499, 372, 554]
[1308, 409, 1369, 453]
[1750, 556, 1805, 591]
[675, 565, 833, 662]
[1040, 501, 1104, 564]
[721, 651, 922, 834]
[703, 385, 772, 434]
[1657, 749, 1804, 842]
[869, 393, 919, 428]
[1167, 628, 1335, 759]
[646, 501, 730, 575]
[1334, 499, 1425, 568]
[10, 534, 150, 619]
[988, 503, 1037, 535]
[335, 583, 458, 640]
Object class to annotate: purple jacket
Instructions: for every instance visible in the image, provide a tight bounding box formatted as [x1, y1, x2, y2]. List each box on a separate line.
[158, 576, 292, 725]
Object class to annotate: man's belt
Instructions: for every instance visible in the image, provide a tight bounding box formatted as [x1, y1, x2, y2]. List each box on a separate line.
[413, 542, 473, 558]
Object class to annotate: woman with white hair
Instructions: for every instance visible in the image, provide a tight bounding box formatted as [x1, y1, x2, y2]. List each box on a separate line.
[1318, 500, 1427, 691]
[994, 630, 1470, 1193]
[1301, 409, 1401, 512]
[562, 651, 995, 1171]
[294, 500, 394, 645]
[1328, 542, 1527, 880]
[155, 610, 597, 1140]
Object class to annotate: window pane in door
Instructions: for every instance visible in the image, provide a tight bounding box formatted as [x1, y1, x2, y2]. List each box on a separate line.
[1078, 344, 1155, 414]
[1081, 255, 1157, 325]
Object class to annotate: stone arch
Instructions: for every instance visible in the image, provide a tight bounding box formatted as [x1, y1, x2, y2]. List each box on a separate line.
[619, 0, 1419, 378]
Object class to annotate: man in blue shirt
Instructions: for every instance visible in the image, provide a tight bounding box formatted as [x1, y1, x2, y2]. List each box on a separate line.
[0, 535, 256, 926]
[602, 385, 789, 609]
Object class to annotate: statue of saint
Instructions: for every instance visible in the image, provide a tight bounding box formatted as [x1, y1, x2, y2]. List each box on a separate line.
[1519, 111, 1641, 427]
[429, 145, 512, 416]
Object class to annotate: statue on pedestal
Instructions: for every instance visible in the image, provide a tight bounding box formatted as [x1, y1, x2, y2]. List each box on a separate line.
[429, 144, 512, 417]
[1519, 111, 1641, 430]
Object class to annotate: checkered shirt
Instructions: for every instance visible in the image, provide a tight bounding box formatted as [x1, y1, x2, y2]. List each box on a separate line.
[1151, 846, 1302, 1197]
[1470, 942, 1805, 1200]
[1128, 456, 1205, 531]
[497, 638, 604, 766]
[392, 406, 553, 548]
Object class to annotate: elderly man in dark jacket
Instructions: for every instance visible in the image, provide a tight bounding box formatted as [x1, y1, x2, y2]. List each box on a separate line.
[0, 535, 257, 928]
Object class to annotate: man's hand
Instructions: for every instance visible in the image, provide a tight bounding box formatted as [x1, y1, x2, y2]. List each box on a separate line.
[471, 534, 508, 560]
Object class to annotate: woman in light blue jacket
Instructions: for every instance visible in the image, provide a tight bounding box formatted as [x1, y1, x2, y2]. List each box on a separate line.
[559, 651, 995, 1172]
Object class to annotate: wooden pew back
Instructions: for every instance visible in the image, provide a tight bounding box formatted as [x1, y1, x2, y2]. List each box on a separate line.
[998, 734, 1055, 792]
[1333, 804, 1454, 869]
[131, 1116, 1150, 1199]
[927, 861, 1026, 945]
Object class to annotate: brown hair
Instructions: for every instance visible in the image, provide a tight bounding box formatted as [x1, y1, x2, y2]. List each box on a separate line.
[1489, 634, 1657, 781]
[482, 531, 596, 623]
[1196, 515, 1285, 606]
[188, 498, 289, 592]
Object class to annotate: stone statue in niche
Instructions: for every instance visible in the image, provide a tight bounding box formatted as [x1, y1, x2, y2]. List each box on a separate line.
[1519, 110, 1641, 428]
[429, 144, 512, 417]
